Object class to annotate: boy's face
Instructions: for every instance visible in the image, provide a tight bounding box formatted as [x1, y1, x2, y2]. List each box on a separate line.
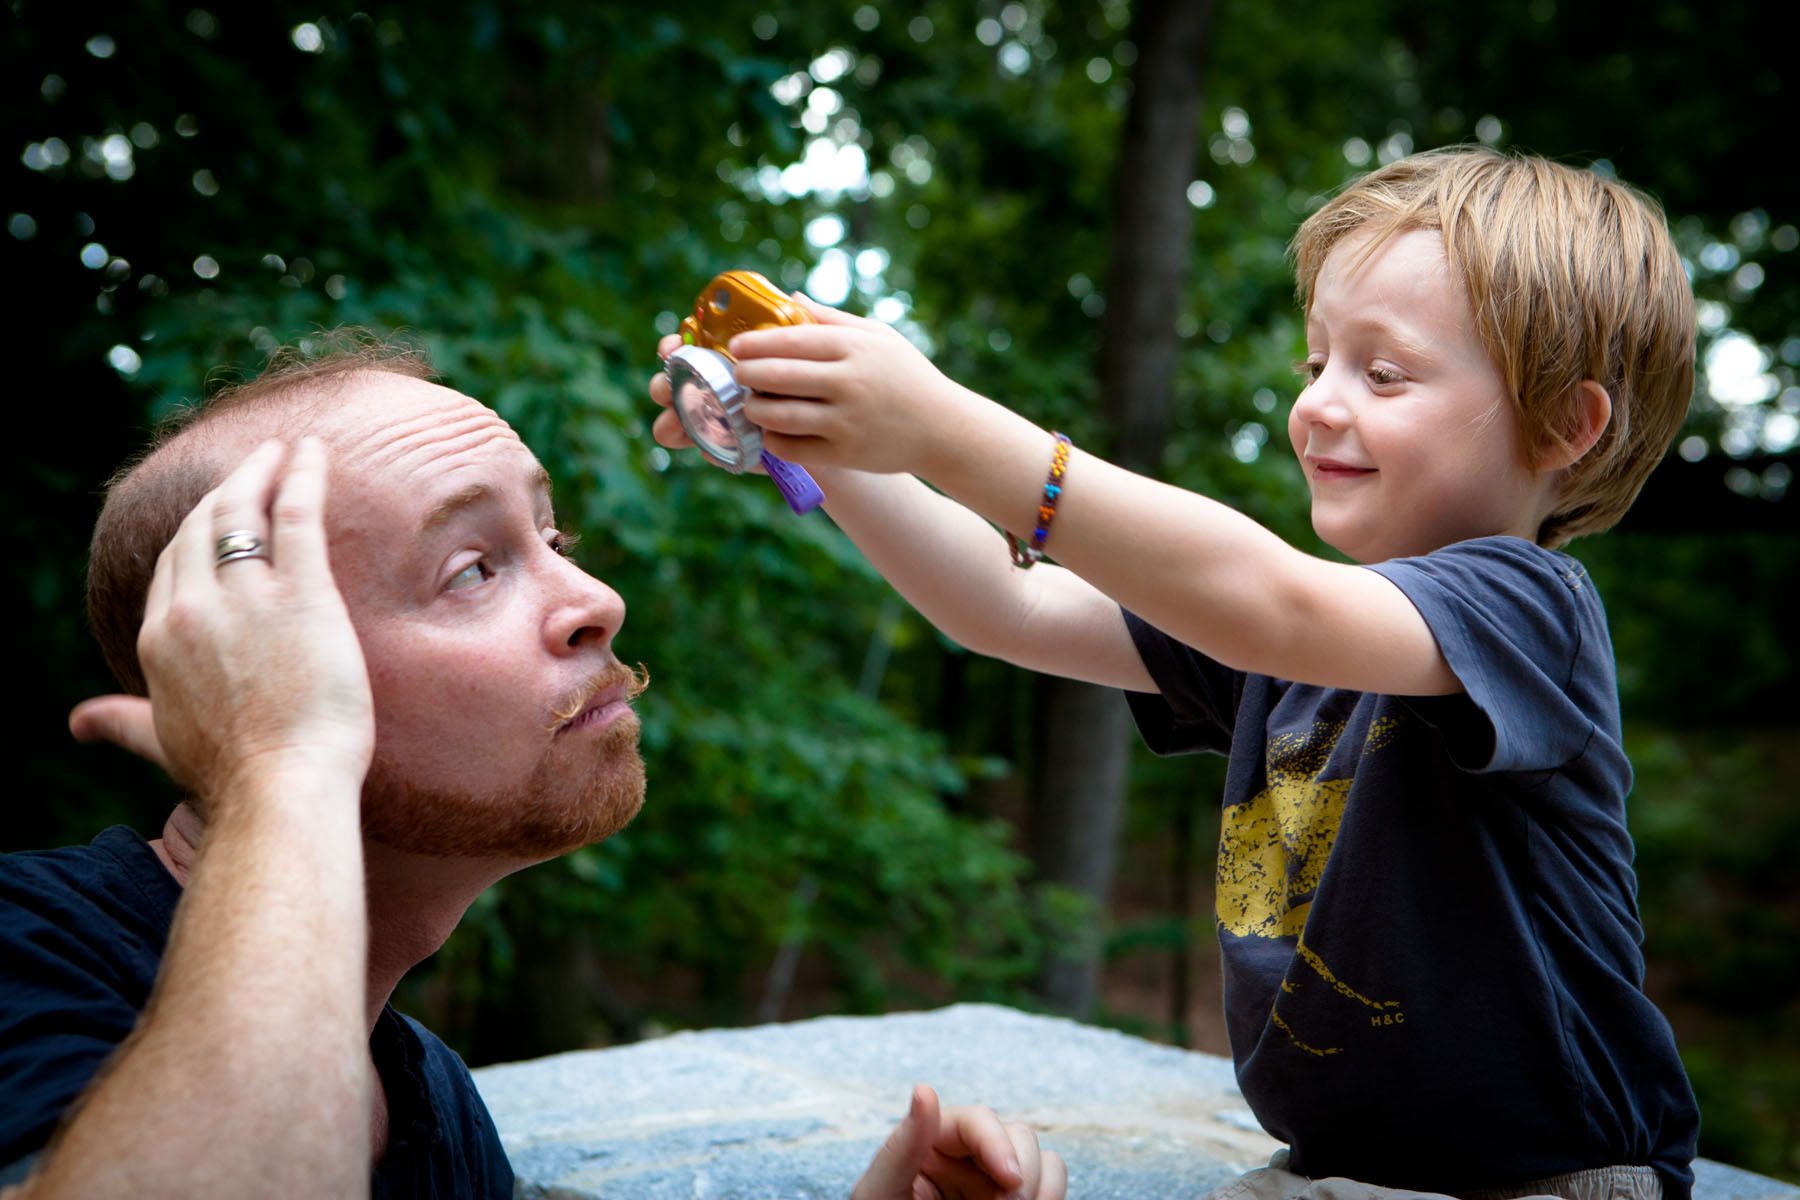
[1289, 227, 1555, 563]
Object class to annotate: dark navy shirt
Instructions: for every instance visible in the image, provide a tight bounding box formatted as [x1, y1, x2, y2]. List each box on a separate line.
[0, 825, 513, 1197]
[1123, 536, 1698, 1197]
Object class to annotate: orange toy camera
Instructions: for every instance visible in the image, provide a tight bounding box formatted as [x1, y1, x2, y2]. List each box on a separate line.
[679, 270, 813, 359]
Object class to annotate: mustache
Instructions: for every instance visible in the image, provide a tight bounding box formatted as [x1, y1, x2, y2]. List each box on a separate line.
[547, 661, 651, 732]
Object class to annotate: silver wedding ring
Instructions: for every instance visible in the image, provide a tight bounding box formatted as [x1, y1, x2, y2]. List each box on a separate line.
[214, 530, 270, 567]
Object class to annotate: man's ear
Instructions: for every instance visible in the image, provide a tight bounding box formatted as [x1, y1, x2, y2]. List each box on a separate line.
[1538, 380, 1612, 472]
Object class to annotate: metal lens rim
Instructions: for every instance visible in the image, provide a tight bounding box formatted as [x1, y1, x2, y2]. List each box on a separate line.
[667, 346, 760, 473]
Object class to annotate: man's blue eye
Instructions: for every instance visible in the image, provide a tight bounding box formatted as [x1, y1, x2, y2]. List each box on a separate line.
[449, 560, 490, 589]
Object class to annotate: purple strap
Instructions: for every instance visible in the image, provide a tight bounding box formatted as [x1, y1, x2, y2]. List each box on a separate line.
[760, 450, 824, 514]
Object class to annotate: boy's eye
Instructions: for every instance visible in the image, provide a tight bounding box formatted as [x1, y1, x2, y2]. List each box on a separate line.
[1367, 366, 1405, 386]
[547, 529, 581, 557]
[1292, 358, 1324, 383]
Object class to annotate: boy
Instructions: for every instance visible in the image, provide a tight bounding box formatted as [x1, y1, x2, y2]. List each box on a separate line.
[651, 147, 1700, 1197]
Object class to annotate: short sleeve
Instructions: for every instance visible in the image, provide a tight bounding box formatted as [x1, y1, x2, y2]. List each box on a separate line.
[1367, 536, 1614, 775]
[0, 830, 176, 1166]
[1121, 608, 1241, 756]
[0, 902, 140, 1163]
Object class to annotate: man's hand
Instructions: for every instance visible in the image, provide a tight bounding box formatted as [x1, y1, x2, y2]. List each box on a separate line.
[33, 436, 373, 1198]
[852, 1085, 1067, 1200]
[70, 437, 374, 807]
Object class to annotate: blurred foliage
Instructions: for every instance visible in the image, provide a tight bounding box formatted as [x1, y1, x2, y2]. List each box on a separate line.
[4, 0, 1795, 1181]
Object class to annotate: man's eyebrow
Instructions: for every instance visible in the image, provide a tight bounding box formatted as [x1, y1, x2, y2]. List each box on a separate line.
[417, 465, 555, 536]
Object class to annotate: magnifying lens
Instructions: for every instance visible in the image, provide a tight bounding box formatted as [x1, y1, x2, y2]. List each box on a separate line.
[666, 271, 825, 515]
[668, 345, 823, 514]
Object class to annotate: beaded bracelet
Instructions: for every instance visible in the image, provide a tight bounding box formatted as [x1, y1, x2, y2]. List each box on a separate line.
[1006, 431, 1072, 569]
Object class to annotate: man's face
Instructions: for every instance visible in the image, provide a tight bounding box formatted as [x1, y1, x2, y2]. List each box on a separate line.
[318, 374, 645, 860]
[1288, 227, 1551, 563]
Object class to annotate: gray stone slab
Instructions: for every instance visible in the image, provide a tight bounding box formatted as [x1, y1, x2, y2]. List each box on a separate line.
[472, 1003, 1800, 1200]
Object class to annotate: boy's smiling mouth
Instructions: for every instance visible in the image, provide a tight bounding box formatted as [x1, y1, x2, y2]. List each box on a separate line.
[1306, 455, 1377, 480]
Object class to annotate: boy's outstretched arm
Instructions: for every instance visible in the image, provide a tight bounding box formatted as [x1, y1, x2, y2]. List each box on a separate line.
[651, 337, 1154, 691]
[730, 300, 1460, 698]
[815, 467, 1155, 691]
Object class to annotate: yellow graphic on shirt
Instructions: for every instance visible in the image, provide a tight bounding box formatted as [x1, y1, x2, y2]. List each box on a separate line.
[1217, 715, 1398, 938]
[1217, 714, 1405, 1053]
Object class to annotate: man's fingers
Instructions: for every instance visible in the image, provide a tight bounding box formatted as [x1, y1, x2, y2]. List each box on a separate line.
[68, 696, 168, 769]
[170, 480, 222, 595]
[144, 539, 177, 627]
[268, 437, 334, 584]
[656, 332, 684, 360]
[1003, 1122, 1043, 1198]
[930, 1107, 1022, 1192]
[851, 1085, 939, 1200]
[917, 1150, 1002, 1200]
[204, 439, 287, 586]
[1038, 1151, 1067, 1200]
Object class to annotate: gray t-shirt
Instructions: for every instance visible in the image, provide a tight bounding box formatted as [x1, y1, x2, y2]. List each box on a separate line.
[1124, 535, 1698, 1196]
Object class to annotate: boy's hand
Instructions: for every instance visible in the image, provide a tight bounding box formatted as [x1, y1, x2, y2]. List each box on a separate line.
[851, 1084, 1067, 1200]
[722, 295, 976, 477]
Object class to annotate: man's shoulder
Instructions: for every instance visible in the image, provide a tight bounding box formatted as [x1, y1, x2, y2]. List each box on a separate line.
[392, 1011, 481, 1087]
[1, 827, 177, 928]
[0, 825, 179, 1021]
[374, 1008, 499, 1138]
[396, 1012, 503, 1138]
[0, 828, 177, 1168]
[372, 1009, 513, 1197]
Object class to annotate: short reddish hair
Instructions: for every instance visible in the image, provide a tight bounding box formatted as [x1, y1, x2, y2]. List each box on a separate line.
[87, 331, 433, 695]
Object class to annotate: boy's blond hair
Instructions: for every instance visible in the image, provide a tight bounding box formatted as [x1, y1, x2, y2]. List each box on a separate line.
[1291, 146, 1695, 547]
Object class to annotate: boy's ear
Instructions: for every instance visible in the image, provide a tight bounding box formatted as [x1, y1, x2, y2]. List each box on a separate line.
[1538, 380, 1613, 473]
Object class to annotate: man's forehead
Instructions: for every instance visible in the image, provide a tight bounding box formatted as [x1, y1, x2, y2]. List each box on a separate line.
[316, 374, 517, 460]
[315, 375, 552, 529]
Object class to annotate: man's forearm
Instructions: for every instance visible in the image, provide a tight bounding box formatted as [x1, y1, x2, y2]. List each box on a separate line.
[20, 770, 370, 1199]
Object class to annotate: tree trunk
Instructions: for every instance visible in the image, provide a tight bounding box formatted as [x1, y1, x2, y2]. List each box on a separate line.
[1031, 0, 1215, 1019]
[1100, 0, 1216, 475]
[1031, 678, 1133, 1016]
